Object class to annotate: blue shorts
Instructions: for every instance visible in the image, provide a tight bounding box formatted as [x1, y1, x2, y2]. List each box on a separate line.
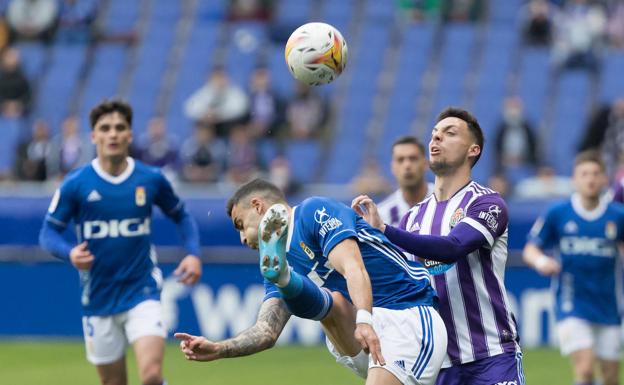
[435, 351, 525, 385]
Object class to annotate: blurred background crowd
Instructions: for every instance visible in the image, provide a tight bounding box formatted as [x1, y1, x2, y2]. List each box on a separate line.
[0, 0, 621, 202]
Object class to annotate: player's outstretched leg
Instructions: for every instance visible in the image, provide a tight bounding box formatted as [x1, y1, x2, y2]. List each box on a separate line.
[258, 203, 289, 284]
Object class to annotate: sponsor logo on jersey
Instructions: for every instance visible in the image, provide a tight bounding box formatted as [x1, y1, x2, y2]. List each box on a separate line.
[314, 207, 343, 237]
[478, 205, 501, 232]
[420, 257, 455, 275]
[135, 186, 146, 206]
[449, 208, 465, 228]
[300, 241, 315, 259]
[606, 221, 617, 240]
[564, 220, 578, 234]
[560, 236, 615, 257]
[86, 190, 102, 202]
[83, 217, 151, 239]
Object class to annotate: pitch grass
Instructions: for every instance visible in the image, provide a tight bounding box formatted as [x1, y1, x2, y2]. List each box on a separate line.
[0, 341, 621, 385]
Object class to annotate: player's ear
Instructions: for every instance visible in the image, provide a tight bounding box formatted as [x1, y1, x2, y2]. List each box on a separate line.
[249, 197, 264, 214]
[468, 144, 480, 159]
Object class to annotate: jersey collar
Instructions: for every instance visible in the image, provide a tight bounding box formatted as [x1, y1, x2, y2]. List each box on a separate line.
[571, 193, 608, 221]
[91, 157, 135, 185]
[285, 206, 296, 252]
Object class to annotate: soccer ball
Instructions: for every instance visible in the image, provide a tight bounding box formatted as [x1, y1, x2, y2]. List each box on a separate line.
[284, 22, 348, 86]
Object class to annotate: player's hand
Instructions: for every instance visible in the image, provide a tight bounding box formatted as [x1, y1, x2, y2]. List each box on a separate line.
[175, 332, 223, 361]
[354, 323, 385, 366]
[174, 255, 202, 285]
[351, 195, 385, 232]
[69, 242, 94, 270]
[535, 257, 561, 276]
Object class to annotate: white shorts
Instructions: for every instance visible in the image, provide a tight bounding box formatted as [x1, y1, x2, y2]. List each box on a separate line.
[82, 300, 167, 365]
[556, 317, 621, 360]
[327, 305, 448, 385]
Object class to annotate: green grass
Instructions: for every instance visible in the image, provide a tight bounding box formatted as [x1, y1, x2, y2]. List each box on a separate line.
[0, 341, 621, 385]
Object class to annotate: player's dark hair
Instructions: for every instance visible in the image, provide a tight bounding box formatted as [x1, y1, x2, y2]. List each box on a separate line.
[436, 107, 484, 167]
[391, 136, 425, 156]
[226, 179, 286, 218]
[89, 99, 133, 129]
[574, 150, 606, 171]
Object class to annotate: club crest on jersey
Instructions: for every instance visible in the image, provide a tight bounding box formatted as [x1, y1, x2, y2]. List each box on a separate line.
[564, 220, 578, 234]
[449, 208, 465, 228]
[605, 221, 617, 240]
[135, 186, 146, 206]
[300, 241, 315, 259]
[420, 257, 455, 275]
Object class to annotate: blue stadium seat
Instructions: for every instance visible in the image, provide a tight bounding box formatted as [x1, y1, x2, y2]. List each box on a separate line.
[601, 50, 624, 102]
[518, 47, 551, 124]
[285, 139, 320, 183]
[0, 117, 21, 175]
[15, 42, 46, 80]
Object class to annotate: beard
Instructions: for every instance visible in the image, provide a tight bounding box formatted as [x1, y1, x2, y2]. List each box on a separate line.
[429, 157, 464, 176]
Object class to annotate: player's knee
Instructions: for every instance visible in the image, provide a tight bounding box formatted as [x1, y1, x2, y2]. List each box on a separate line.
[138, 365, 163, 385]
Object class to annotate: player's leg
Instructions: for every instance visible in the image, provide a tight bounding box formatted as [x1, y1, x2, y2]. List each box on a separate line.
[125, 300, 168, 385]
[595, 324, 621, 385]
[557, 317, 595, 385]
[461, 351, 526, 385]
[82, 315, 129, 385]
[368, 306, 447, 385]
[96, 359, 128, 385]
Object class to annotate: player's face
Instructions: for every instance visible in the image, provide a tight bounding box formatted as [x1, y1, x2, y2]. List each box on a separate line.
[573, 161, 607, 200]
[391, 143, 427, 188]
[91, 112, 132, 159]
[230, 202, 263, 250]
[428, 117, 479, 175]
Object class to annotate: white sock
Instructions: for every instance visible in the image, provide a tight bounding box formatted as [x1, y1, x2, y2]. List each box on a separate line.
[352, 349, 369, 378]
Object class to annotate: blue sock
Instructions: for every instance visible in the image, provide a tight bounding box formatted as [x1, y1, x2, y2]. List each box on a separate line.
[279, 270, 333, 320]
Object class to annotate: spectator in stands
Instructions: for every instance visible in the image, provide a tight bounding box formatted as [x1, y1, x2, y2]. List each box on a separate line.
[227, 0, 273, 21]
[56, 0, 99, 44]
[521, 0, 553, 46]
[494, 97, 541, 183]
[181, 124, 226, 183]
[0, 47, 31, 118]
[606, 1, 624, 48]
[285, 83, 329, 140]
[184, 66, 249, 138]
[134, 117, 179, 173]
[46, 115, 93, 179]
[6, 0, 58, 43]
[248, 66, 283, 139]
[350, 158, 393, 199]
[578, 97, 624, 178]
[15, 119, 50, 180]
[267, 155, 300, 197]
[552, 0, 606, 74]
[397, 0, 441, 21]
[514, 166, 573, 199]
[225, 124, 259, 184]
[488, 173, 511, 199]
[441, 0, 484, 22]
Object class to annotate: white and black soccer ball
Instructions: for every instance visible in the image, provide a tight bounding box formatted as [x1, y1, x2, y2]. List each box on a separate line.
[284, 22, 348, 86]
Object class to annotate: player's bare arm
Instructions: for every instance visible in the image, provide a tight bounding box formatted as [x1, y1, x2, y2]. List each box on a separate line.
[175, 297, 291, 361]
[327, 238, 385, 366]
[522, 243, 561, 276]
[173, 255, 202, 285]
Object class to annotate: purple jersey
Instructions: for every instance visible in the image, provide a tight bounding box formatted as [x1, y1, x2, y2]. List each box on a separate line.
[378, 184, 435, 227]
[400, 181, 519, 367]
[612, 177, 624, 204]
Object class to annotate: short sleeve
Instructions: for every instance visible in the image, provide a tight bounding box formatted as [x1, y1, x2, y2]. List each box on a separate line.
[45, 180, 77, 230]
[299, 197, 358, 256]
[461, 194, 509, 247]
[154, 171, 184, 218]
[527, 206, 558, 249]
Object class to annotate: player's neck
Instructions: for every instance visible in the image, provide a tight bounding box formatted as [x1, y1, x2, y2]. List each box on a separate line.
[97, 156, 129, 176]
[579, 195, 600, 211]
[434, 171, 471, 201]
[401, 181, 428, 206]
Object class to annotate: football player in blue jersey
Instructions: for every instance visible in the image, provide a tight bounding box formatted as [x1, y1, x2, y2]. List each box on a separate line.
[524, 150, 624, 385]
[175, 179, 448, 385]
[39, 100, 202, 385]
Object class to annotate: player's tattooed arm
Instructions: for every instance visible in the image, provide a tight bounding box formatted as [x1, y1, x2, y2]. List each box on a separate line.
[221, 297, 291, 358]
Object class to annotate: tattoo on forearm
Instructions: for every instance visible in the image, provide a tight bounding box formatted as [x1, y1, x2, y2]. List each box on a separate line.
[221, 298, 291, 358]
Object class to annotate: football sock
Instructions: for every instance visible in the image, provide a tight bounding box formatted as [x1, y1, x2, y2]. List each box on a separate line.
[279, 270, 333, 320]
